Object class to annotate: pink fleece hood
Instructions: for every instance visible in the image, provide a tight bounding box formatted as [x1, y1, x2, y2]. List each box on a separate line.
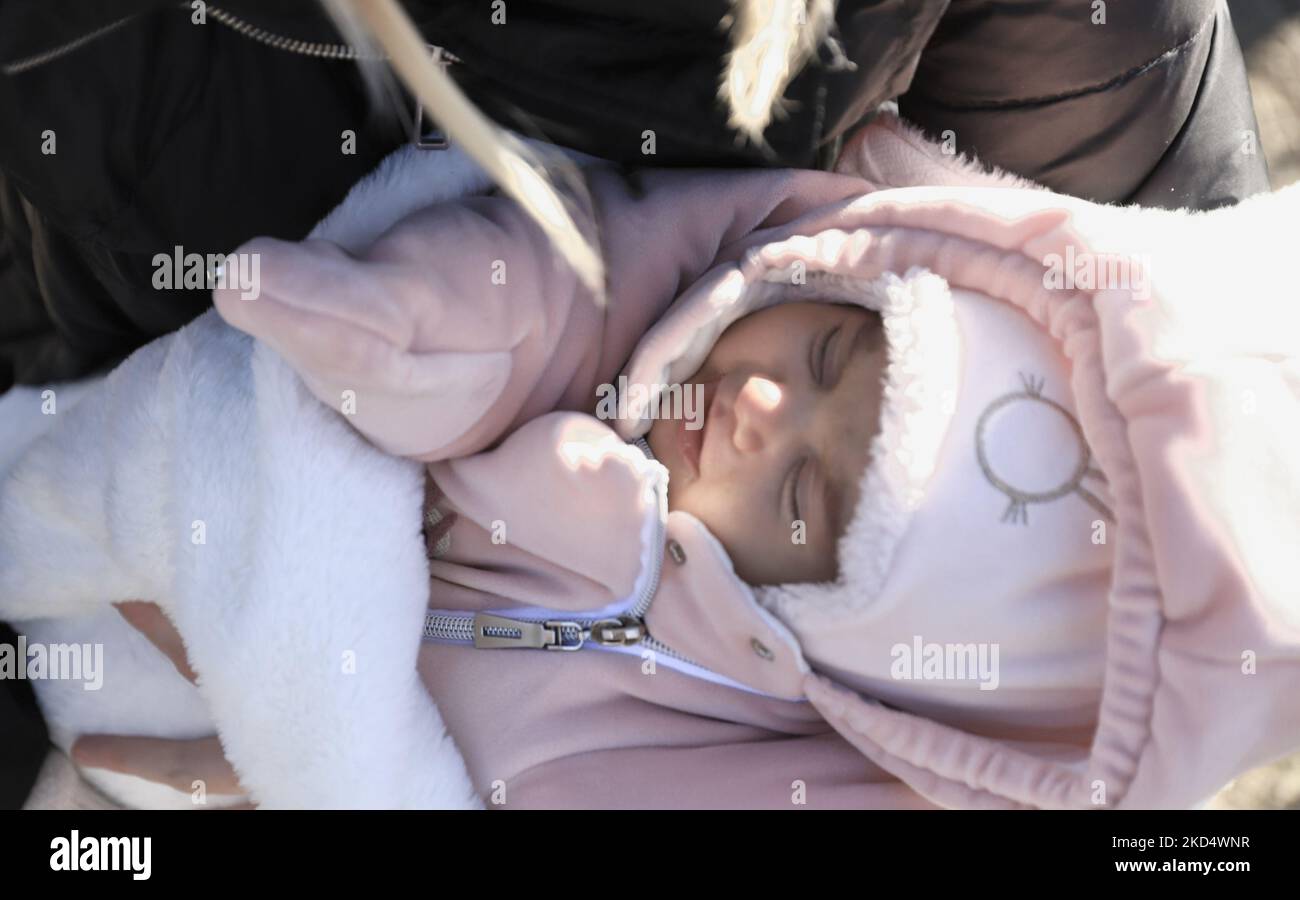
[614, 253, 1114, 739]
[614, 113, 1300, 808]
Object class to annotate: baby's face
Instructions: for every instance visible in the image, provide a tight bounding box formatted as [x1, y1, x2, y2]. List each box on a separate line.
[647, 301, 885, 586]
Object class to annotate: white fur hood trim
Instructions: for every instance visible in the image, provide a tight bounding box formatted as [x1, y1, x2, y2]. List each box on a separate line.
[755, 267, 960, 622]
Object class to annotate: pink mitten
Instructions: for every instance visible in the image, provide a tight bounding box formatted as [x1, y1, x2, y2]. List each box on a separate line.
[213, 197, 575, 461]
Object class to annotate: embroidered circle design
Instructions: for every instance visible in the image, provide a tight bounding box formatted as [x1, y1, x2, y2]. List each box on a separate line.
[975, 373, 1113, 525]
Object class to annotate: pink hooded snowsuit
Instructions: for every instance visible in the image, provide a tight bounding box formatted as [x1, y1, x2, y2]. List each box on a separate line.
[214, 115, 1300, 809]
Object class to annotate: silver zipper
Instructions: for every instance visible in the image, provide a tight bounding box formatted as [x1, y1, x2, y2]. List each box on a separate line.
[423, 513, 694, 664]
[205, 6, 457, 149]
[2, 15, 136, 76]
[2, 4, 459, 82]
[208, 5, 376, 60]
[3, 4, 455, 147]
[206, 6, 460, 64]
[424, 454, 697, 666]
[2, 4, 401, 75]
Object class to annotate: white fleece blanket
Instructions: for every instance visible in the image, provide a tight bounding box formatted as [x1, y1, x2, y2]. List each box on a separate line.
[0, 144, 504, 809]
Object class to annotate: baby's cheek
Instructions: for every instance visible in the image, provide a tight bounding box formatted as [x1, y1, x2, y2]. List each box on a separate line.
[706, 505, 768, 581]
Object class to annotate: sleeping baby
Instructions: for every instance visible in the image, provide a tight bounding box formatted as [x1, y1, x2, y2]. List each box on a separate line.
[400, 249, 1113, 810]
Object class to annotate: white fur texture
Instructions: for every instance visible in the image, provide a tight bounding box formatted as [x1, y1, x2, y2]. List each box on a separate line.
[0, 143, 508, 809]
[0, 313, 481, 808]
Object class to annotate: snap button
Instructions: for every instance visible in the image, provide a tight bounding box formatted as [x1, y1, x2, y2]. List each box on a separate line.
[667, 539, 686, 565]
[750, 637, 774, 661]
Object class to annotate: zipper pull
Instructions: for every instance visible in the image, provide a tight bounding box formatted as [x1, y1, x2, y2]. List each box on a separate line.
[472, 613, 583, 651]
[469, 613, 648, 650]
[587, 617, 646, 647]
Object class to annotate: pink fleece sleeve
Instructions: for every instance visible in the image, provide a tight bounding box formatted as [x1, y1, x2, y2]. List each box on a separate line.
[213, 164, 868, 461]
[428, 410, 665, 602]
[213, 195, 586, 460]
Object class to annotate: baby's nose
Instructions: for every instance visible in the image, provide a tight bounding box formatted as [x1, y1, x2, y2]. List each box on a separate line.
[732, 376, 785, 454]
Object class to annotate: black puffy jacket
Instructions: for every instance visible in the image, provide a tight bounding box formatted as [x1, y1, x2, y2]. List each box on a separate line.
[0, 0, 1271, 391]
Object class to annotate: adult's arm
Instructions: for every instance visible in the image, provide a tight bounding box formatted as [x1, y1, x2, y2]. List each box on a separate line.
[0, 1, 400, 390]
